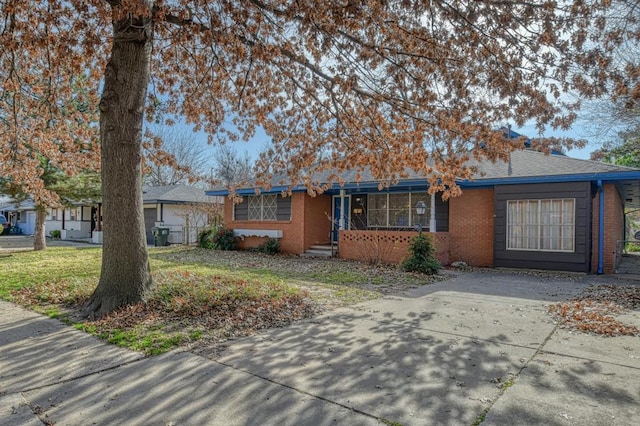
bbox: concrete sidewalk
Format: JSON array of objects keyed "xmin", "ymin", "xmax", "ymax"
[
  {"xmin": 0, "ymin": 235, "xmax": 97, "ymax": 253},
  {"xmin": 1, "ymin": 272, "xmax": 638, "ymax": 425}
]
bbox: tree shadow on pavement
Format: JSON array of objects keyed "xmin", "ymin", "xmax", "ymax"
[{"xmin": 3, "ymin": 272, "xmax": 639, "ymax": 425}]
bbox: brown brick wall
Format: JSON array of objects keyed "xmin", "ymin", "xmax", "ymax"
[
  {"xmin": 448, "ymin": 188, "xmax": 494, "ymax": 267},
  {"xmin": 303, "ymin": 194, "xmax": 333, "ymax": 247},
  {"xmin": 225, "ymin": 192, "xmax": 332, "ymax": 254},
  {"xmin": 591, "ymin": 184, "xmax": 624, "ymax": 273},
  {"xmin": 225, "ymin": 192, "xmax": 305, "ymax": 254},
  {"xmin": 339, "ymin": 230, "xmax": 450, "ymax": 265}
]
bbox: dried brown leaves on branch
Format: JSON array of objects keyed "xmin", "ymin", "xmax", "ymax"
[
  {"xmin": 2, "ymin": 1, "xmax": 639, "ymax": 200},
  {"xmin": 548, "ymin": 284, "xmax": 640, "ymax": 337},
  {"xmin": 3, "ymin": 0, "xmax": 639, "ymax": 316},
  {"xmin": 0, "ymin": 1, "xmax": 106, "ymax": 205}
]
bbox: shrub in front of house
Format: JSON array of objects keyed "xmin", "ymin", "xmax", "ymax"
[
  {"xmin": 402, "ymin": 233, "xmax": 440, "ymax": 275},
  {"xmin": 198, "ymin": 227, "xmax": 236, "ymax": 250},
  {"xmin": 258, "ymin": 238, "xmax": 280, "ymax": 255},
  {"xmin": 50, "ymin": 230, "xmax": 61, "ymax": 239},
  {"xmin": 197, "ymin": 228, "xmax": 215, "ymax": 249}
]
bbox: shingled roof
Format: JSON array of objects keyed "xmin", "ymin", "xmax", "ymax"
[
  {"xmin": 142, "ymin": 185, "xmax": 215, "ymax": 204},
  {"xmin": 469, "ymin": 150, "xmax": 635, "ymax": 181},
  {"xmin": 207, "ymin": 149, "xmax": 640, "ymax": 206}
]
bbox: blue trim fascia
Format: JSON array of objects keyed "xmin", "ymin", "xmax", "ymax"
[
  {"xmin": 324, "ymin": 179, "xmax": 431, "ymax": 195},
  {"xmin": 206, "ymin": 179, "xmax": 433, "ymax": 196},
  {"xmin": 206, "ymin": 190, "xmax": 230, "ymax": 196},
  {"xmin": 206, "ymin": 186, "xmax": 309, "ymax": 196},
  {"xmin": 207, "ymin": 171, "xmax": 640, "ymax": 196},
  {"xmin": 457, "ymin": 171, "xmax": 640, "ymax": 187}
]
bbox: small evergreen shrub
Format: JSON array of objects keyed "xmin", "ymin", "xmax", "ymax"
[
  {"xmin": 50, "ymin": 229, "xmax": 61, "ymax": 239},
  {"xmin": 258, "ymin": 238, "xmax": 280, "ymax": 255},
  {"xmin": 402, "ymin": 233, "xmax": 440, "ymax": 275},
  {"xmin": 198, "ymin": 227, "xmax": 236, "ymax": 250},
  {"xmin": 213, "ymin": 227, "xmax": 236, "ymax": 250},
  {"xmin": 197, "ymin": 228, "xmax": 215, "ymax": 249}
]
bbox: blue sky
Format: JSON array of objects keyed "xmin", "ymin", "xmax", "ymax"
[
  {"xmin": 218, "ymin": 123, "xmax": 603, "ymax": 161},
  {"xmin": 518, "ymin": 121, "xmax": 602, "ymax": 160},
  {"xmin": 181, "ymin": 118, "xmax": 604, "ymax": 170}
]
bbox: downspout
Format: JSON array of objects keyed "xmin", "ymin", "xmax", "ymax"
[
  {"xmin": 598, "ymin": 180, "xmax": 604, "ymax": 274},
  {"xmin": 339, "ymin": 190, "xmax": 345, "ymax": 231}
]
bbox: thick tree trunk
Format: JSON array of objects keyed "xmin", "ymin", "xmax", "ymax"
[
  {"xmin": 84, "ymin": 2, "xmax": 154, "ymax": 318},
  {"xmin": 33, "ymin": 205, "xmax": 47, "ymax": 251}
]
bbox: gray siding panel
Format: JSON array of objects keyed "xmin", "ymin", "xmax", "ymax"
[{"xmin": 494, "ymin": 182, "xmax": 592, "ymax": 273}]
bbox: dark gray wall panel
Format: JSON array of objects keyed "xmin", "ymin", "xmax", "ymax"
[{"xmin": 494, "ymin": 182, "xmax": 592, "ymax": 273}]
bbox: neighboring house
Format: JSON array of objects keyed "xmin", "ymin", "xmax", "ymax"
[
  {"xmin": 0, "ymin": 199, "xmax": 37, "ymax": 235},
  {"xmin": 207, "ymin": 149, "xmax": 640, "ymax": 274},
  {"xmin": 142, "ymin": 185, "xmax": 222, "ymax": 245},
  {"xmin": 43, "ymin": 185, "xmax": 220, "ymax": 245},
  {"xmin": 0, "ymin": 199, "xmax": 99, "ymax": 238},
  {"xmin": 46, "ymin": 202, "xmax": 99, "ymax": 240}
]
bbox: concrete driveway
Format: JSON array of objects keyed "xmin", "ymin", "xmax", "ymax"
[
  {"xmin": 1, "ymin": 270, "xmax": 638, "ymax": 425},
  {"xmin": 212, "ymin": 272, "xmax": 640, "ymax": 425}
]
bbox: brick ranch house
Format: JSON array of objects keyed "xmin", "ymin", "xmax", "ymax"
[{"xmin": 207, "ymin": 150, "xmax": 640, "ymax": 274}]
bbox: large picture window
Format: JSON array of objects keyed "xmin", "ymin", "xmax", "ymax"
[
  {"xmin": 248, "ymin": 194, "xmax": 277, "ymax": 221},
  {"xmin": 234, "ymin": 194, "xmax": 291, "ymax": 221},
  {"xmin": 367, "ymin": 193, "xmax": 429, "ymax": 229},
  {"xmin": 507, "ymin": 199, "xmax": 575, "ymax": 252}
]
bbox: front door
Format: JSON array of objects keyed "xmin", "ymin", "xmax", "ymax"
[{"xmin": 332, "ymin": 195, "xmax": 350, "ymax": 242}]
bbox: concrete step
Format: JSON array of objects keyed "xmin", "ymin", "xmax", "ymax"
[
  {"xmin": 301, "ymin": 245, "xmax": 337, "ymax": 258},
  {"xmin": 301, "ymin": 251, "xmax": 332, "ymax": 258},
  {"xmin": 308, "ymin": 244, "xmax": 335, "ymax": 251}
]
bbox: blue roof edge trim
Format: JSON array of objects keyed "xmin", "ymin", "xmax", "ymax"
[
  {"xmin": 457, "ymin": 170, "xmax": 640, "ymax": 187},
  {"xmin": 207, "ymin": 170, "xmax": 640, "ymax": 196},
  {"xmin": 206, "ymin": 186, "xmax": 310, "ymax": 196}
]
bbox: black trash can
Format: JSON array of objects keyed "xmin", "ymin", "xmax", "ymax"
[{"xmin": 152, "ymin": 227, "xmax": 170, "ymax": 246}]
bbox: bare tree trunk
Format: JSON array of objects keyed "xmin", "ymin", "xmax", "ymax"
[
  {"xmin": 33, "ymin": 205, "xmax": 47, "ymax": 251},
  {"xmin": 84, "ymin": 2, "xmax": 154, "ymax": 318}
]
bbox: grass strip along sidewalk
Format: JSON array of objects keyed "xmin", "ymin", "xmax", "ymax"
[{"xmin": 0, "ymin": 246, "xmax": 432, "ymax": 355}]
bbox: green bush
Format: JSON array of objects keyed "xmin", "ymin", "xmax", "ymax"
[
  {"xmin": 402, "ymin": 233, "xmax": 440, "ymax": 275},
  {"xmin": 198, "ymin": 227, "xmax": 236, "ymax": 250},
  {"xmin": 50, "ymin": 229, "xmax": 61, "ymax": 239},
  {"xmin": 626, "ymin": 242, "xmax": 640, "ymax": 253},
  {"xmin": 198, "ymin": 228, "xmax": 215, "ymax": 249},
  {"xmin": 258, "ymin": 238, "xmax": 280, "ymax": 255}
]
